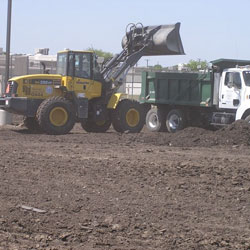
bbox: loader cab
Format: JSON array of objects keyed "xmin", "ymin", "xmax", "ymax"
[
  {"xmin": 57, "ymin": 51, "xmax": 93, "ymax": 79},
  {"xmin": 57, "ymin": 50, "xmax": 103, "ymax": 99}
]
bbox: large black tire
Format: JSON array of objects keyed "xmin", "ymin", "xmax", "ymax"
[
  {"xmin": 81, "ymin": 119, "xmax": 111, "ymax": 133},
  {"xmin": 166, "ymin": 109, "xmax": 186, "ymax": 133},
  {"xmin": 23, "ymin": 116, "xmax": 41, "ymax": 132},
  {"xmin": 145, "ymin": 108, "xmax": 166, "ymax": 132},
  {"xmin": 36, "ymin": 96, "xmax": 75, "ymax": 135},
  {"xmin": 245, "ymin": 115, "xmax": 250, "ymax": 123},
  {"xmin": 111, "ymin": 99, "xmax": 144, "ymax": 133}
]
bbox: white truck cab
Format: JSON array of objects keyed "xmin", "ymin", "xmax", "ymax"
[
  {"xmin": 219, "ymin": 67, "xmax": 250, "ymax": 121},
  {"xmin": 210, "ymin": 59, "xmax": 250, "ymax": 125}
]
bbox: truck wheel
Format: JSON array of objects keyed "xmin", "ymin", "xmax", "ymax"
[
  {"xmin": 141, "ymin": 103, "xmax": 151, "ymax": 123},
  {"xmin": 146, "ymin": 108, "xmax": 166, "ymax": 132},
  {"xmin": 166, "ymin": 109, "xmax": 186, "ymax": 133},
  {"xmin": 36, "ymin": 96, "xmax": 75, "ymax": 135},
  {"xmin": 111, "ymin": 99, "xmax": 144, "ymax": 133},
  {"xmin": 245, "ymin": 115, "xmax": 250, "ymax": 123},
  {"xmin": 23, "ymin": 116, "xmax": 41, "ymax": 132},
  {"xmin": 81, "ymin": 119, "xmax": 111, "ymax": 132}
]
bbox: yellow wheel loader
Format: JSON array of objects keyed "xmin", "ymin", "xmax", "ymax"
[{"xmin": 0, "ymin": 23, "xmax": 184, "ymax": 134}]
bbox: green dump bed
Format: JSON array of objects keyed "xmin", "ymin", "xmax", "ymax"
[{"xmin": 139, "ymin": 71, "xmax": 213, "ymax": 107}]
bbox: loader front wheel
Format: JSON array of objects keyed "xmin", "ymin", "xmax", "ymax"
[
  {"xmin": 111, "ymin": 99, "xmax": 144, "ymax": 133},
  {"xmin": 81, "ymin": 119, "xmax": 111, "ymax": 133},
  {"xmin": 36, "ymin": 96, "xmax": 75, "ymax": 135}
]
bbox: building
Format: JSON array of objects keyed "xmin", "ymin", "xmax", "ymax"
[
  {"xmin": 124, "ymin": 67, "xmax": 147, "ymax": 97},
  {"xmin": 0, "ymin": 48, "xmax": 57, "ymax": 94}
]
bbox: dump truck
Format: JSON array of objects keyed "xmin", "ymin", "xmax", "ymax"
[
  {"xmin": 141, "ymin": 58, "xmax": 250, "ymax": 132},
  {"xmin": 0, "ymin": 23, "xmax": 184, "ymax": 134}
]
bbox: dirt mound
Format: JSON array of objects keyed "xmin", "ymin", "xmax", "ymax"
[
  {"xmin": 10, "ymin": 115, "xmax": 250, "ymax": 147},
  {"xmin": 215, "ymin": 119, "xmax": 250, "ymax": 145},
  {"xmin": 133, "ymin": 120, "xmax": 250, "ymax": 147}
]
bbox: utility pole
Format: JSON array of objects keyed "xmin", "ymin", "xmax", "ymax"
[
  {"xmin": 5, "ymin": 0, "xmax": 12, "ymax": 90},
  {"xmin": 0, "ymin": 0, "xmax": 13, "ymax": 126}
]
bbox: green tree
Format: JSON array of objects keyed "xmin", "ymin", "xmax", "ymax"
[
  {"xmin": 185, "ymin": 59, "xmax": 208, "ymax": 71},
  {"xmin": 153, "ymin": 64, "xmax": 163, "ymax": 71},
  {"xmin": 87, "ymin": 48, "xmax": 113, "ymax": 61}
]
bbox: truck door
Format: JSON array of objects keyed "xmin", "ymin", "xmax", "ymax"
[{"xmin": 219, "ymin": 71, "xmax": 242, "ymax": 109}]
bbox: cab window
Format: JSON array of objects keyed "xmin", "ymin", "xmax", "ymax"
[
  {"xmin": 68, "ymin": 54, "xmax": 74, "ymax": 77},
  {"xmin": 225, "ymin": 72, "xmax": 241, "ymax": 89},
  {"xmin": 74, "ymin": 53, "xmax": 91, "ymax": 79},
  {"xmin": 93, "ymin": 55, "xmax": 100, "ymax": 76},
  {"xmin": 57, "ymin": 53, "xmax": 67, "ymax": 76},
  {"xmin": 243, "ymin": 71, "xmax": 250, "ymax": 86}
]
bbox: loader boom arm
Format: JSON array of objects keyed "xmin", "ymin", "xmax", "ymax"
[{"xmin": 101, "ymin": 22, "xmax": 184, "ymax": 90}]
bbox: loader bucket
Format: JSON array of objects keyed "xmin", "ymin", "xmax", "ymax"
[{"xmin": 122, "ymin": 22, "xmax": 185, "ymax": 56}]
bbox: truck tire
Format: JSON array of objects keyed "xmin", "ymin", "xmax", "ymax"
[
  {"xmin": 146, "ymin": 108, "xmax": 166, "ymax": 132},
  {"xmin": 245, "ymin": 115, "xmax": 250, "ymax": 123},
  {"xmin": 81, "ymin": 119, "xmax": 111, "ymax": 133},
  {"xmin": 141, "ymin": 103, "xmax": 151, "ymax": 124},
  {"xmin": 111, "ymin": 99, "xmax": 144, "ymax": 133},
  {"xmin": 36, "ymin": 96, "xmax": 75, "ymax": 135},
  {"xmin": 166, "ymin": 109, "xmax": 186, "ymax": 133},
  {"xmin": 23, "ymin": 116, "xmax": 41, "ymax": 132}
]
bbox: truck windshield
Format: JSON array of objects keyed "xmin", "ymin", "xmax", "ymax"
[
  {"xmin": 243, "ymin": 71, "xmax": 250, "ymax": 86},
  {"xmin": 57, "ymin": 53, "xmax": 67, "ymax": 76}
]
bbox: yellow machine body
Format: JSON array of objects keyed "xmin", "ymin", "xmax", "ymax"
[
  {"xmin": 107, "ymin": 93, "xmax": 124, "ymax": 109},
  {"xmin": 9, "ymin": 74, "xmax": 63, "ymax": 99},
  {"xmin": 61, "ymin": 76, "xmax": 102, "ymax": 100},
  {"xmin": 8, "ymin": 50, "xmax": 103, "ymax": 102}
]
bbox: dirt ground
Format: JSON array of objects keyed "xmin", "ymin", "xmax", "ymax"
[{"xmin": 1, "ymin": 117, "xmax": 250, "ymax": 250}]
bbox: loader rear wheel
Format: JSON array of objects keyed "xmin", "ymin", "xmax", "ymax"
[
  {"xmin": 146, "ymin": 108, "xmax": 166, "ymax": 132},
  {"xmin": 23, "ymin": 116, "xmax": 41, "ymax": 132},
  {"xmin": 111, "ymin": 99, "xmax": 144, "ymax": 133},
  {"xmin": 81, "ymin": 119, "xmax": 111, "ymax": 133},
  {"xmin": 166, "ymin": 109, "xmax": 186, "ymax": 133},
  {"xmin": 36, "ymin": 96, "xmax": 75, "ymax": 135}
]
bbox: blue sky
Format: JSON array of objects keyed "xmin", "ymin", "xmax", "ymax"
[{"xmin": 0, "ymin": 0, "xmax": 250, "ymax": 67}]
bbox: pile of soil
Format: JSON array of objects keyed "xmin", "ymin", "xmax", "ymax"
[{"xmin": 132, "ymin": 120, "xmax": 250, "ymax": 147}]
